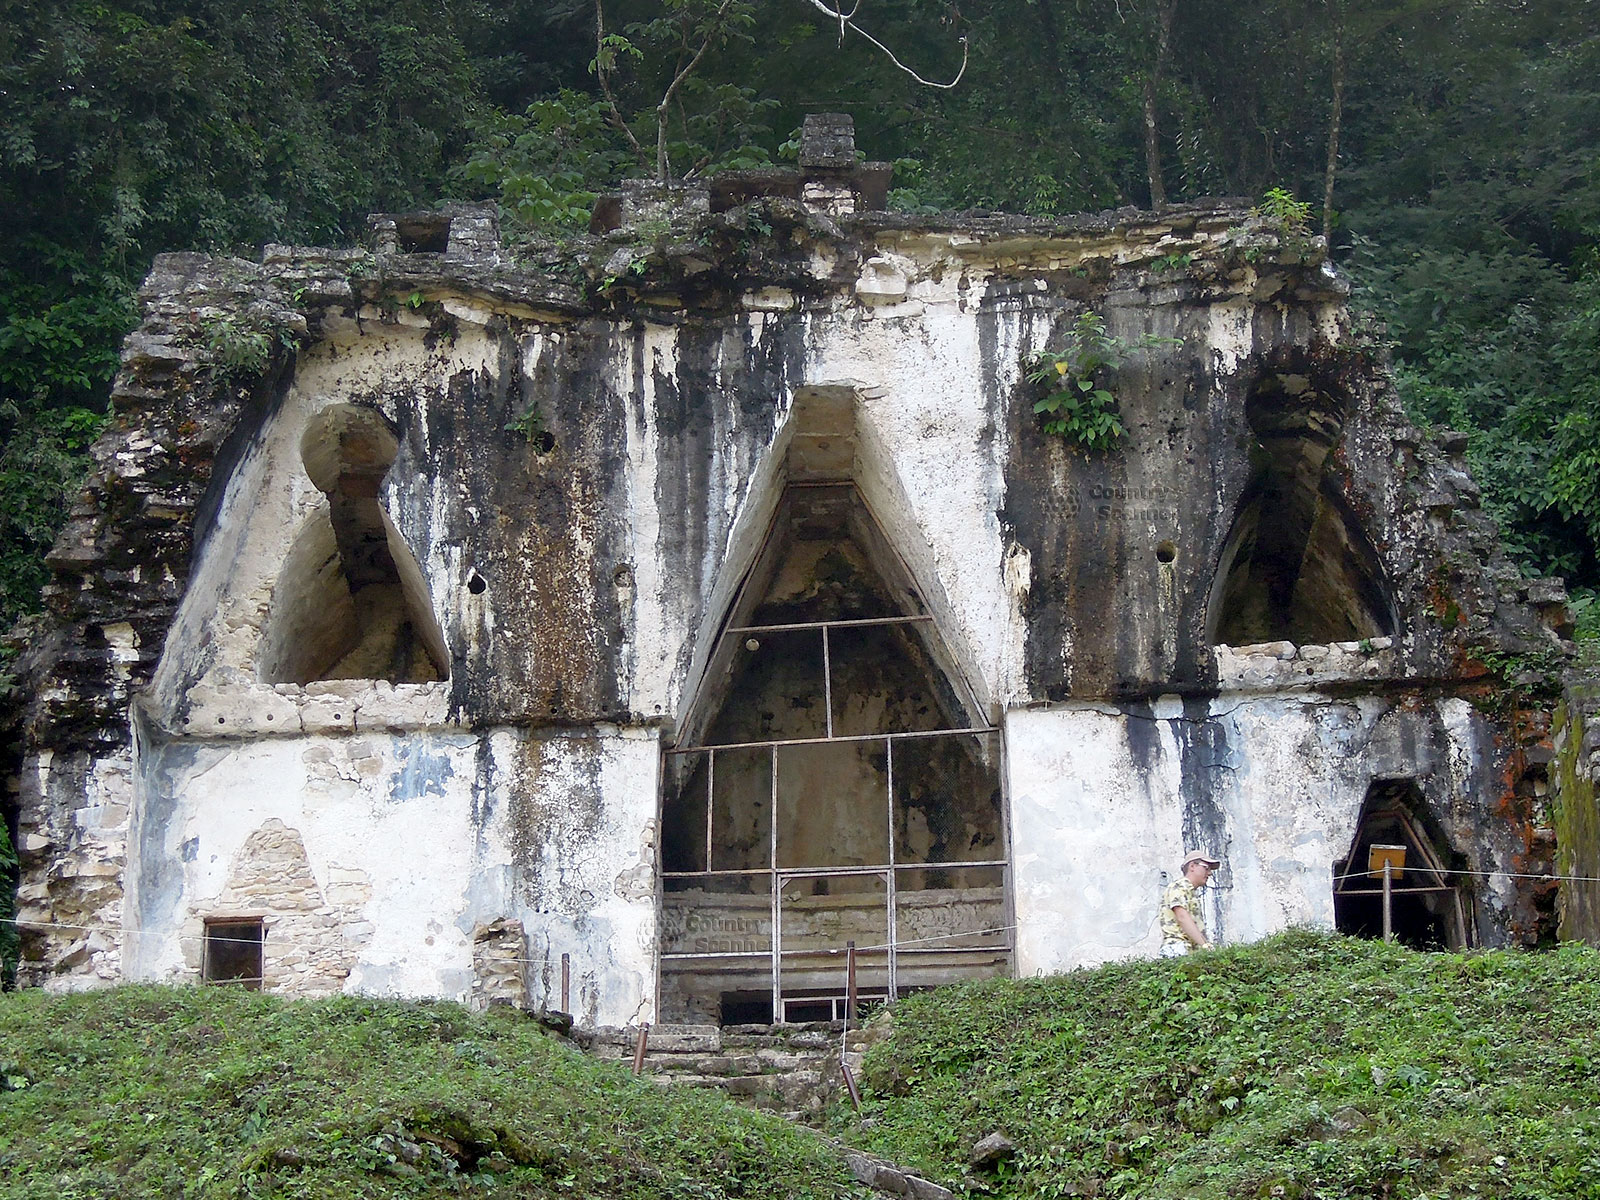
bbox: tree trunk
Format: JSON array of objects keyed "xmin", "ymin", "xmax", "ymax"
[
  {"xmin": 657, "ymin": 103, "xmax": 671, "ymax": 183},
  {"xmin": 1322, "ymin": 8, "xmax": 1346, "ymax": 240},
  {"xmin": 1143, "ymin": 0, "xmax": 1177, "ymax": 209},
  {"xmin": 1143, "ymin": 79, "xmax": 1166, "ymax": 209}
]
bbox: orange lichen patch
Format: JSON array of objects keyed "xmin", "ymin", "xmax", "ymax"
[{"xmin": 1426, "ymin": 567, "xmax": 1467, "ymax": 629}]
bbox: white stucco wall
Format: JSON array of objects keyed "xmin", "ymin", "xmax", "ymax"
[
  {"xmin": 123, "ymin": 714, "xmax": 660, "ymax": 1025},
  {"xmin": 1007, "ymin": 692, "xmax": 1494, "ymax": 975},
  {"xmin": 75, "ymin": 219, "xmax": 1505, "ymax": 1014}
]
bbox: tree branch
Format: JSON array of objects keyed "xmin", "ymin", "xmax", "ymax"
[
  {"xmin": 1322, "ymin": 1, "xmax": 1345, "ymax": 240},
  {"xmin": 656, "ymin": 0, "xmax": 737, "ymax": 181}
]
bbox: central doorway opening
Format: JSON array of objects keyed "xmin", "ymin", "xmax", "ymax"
[{"xmin": 659, "ymin": 482, "xmax": 1008, "ymax": 1024}]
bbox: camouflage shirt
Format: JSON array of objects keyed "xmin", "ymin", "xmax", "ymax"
[{"xmin": 1159, "ymin": 877, "xmax": 1205, "ymax": 948}]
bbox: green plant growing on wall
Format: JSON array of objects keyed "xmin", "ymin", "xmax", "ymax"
[
  {"xmin": 201, "ymin": 313, "xmax": 294, "ymax": 379},
  {"xmin": 505, "ymin": 401, "xmax": 542, "ymax": 436},
  {"xmin": 0, "ymin": 805, "xmax": 16, "ymax": 988},
  {"xmin": 1570, "ymin": 589, "xmax": 1599, "ymax": 641},
  {"xmin": 1027, "ymin": 312, "xmax": 1177, "ymax": 451},
  {"xmin": 505, "ymin": 400, "xmax": 555, "ymax": 454},
  {"xmin": 1255, "ymin": 187, "xmax": 1314, "ymax": 237}
]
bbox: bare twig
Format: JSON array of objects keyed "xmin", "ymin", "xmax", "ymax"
[{"xmin": 798, "ymin": 0, "xmax": 969, "ymax": 89}]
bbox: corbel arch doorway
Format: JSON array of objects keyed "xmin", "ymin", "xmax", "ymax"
[
  {"xmin": 1333, "ymin": 779, "xmax": 1469, "ymax": 950},
  {"xmin": 658, "ymin": 481, "xmax": 1009, "ymax": 1025}
]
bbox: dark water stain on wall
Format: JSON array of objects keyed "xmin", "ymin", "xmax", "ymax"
[
  {"xmin": 1123, "ymin": 699, "xmax": 1164, "ymax": 794},
  {"xmin": 470, "ymin": 734, "xmax": 496, "ymax": 834},
  {"xmin": 506, "ymin": 733, "xmax": 605, "ymax": 914},
  {"xmin": 651, "ymin": 314, "xmax": 804, "ymax": 691},
  {"xmin": 1171, "ymin": 695, "xmax": 1234, "ymax": 938},
  {"xmin": 413, "ymin": 323, "xmax": 631, "ymax": 727}
]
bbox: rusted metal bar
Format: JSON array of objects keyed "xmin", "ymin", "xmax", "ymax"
[
  {"xmin": 705, "ymin": 748, "xmax": 715, "ymax": 873},
  {"xmin": 560, "ymin": 953, "xmax": 570, "ymax": 1012},
  {"xmin": 1382, "ymin": 861, "xmax": 1393, "ymax": 942},
  {"xmin": 661, "ymin": 941, "xmax": 1011, "ymax": 963},
  {"xmin": 660, "ymin": 858, "xmax": 1008, "ymax": 879},
  {"xmin": 632, "ymin": 1024, "xmax": 650, "ymax": 1075},
  {"xmin": 665, "ymin": 725, "xmax": 997, "ymax": 756},
  {"xmin": 822, "ymin": 625, "xmax": 834, "ymax": 739},
  {"xmin": 770, "ymin": 743, "xmax": 782, "ymax": 1023},
  {"xmin": 1334, "ymin": 884, "xmax": 1458, "ymax": 896},
  {"xmin": 886, "ymin": 740, "xmax": 898, "ymax": 1001},
  {"xmin": 660, "ymin": 950, "xmax": 774, "ymax": 961},
  {"xmin": 725, "ymin": 614, "xmax": 933, "ymax": 635},
  {"xmin": 846, "ymin": 940, "xmax": 857, "ymax": 1029}
]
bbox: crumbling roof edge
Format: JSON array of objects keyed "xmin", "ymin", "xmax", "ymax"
[{"xmin": 845, "ymin": 197, "xmax": 1255, "ymax": 240}]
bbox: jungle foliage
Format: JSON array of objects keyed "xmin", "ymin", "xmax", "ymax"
[{"xmin": 1, "ymin": 0, "xmax": 1597, "ymax": 633}]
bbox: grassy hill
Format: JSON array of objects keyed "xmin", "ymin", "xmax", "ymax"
[
  {"xmin": 0, "ymin": 986, "xmax": 858, "ymax": 1199},
  {"xmin": 836, "ymin": 930, "xmax": 1600, "ymax": 1199},
  {"xmin": 4, "ymin": 933, "xmax": 1599, "ymax": 1199}
]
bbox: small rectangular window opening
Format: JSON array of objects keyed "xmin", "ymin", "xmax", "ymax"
[{"xmin": 203, "ymin": 918, "xmax": 264, "ymax": 989}]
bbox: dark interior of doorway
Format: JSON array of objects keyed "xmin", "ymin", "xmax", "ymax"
[{"xmin": 659, "ymin": 482, "xmax": 1007, "ymax": 1025}]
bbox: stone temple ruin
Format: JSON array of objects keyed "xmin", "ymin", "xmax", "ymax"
[{"xmin": 6, "ymin": 115, "xmax": 1599, "ymax": 1027}]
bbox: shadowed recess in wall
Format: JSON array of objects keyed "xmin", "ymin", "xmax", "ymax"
[
  {"xmin": 1209, "ymin": 372, "xmax": 1397, "ymax": 646},
  {"xmin": 258, "ymin": 404, "xmax": 448, "ymax": 685}
]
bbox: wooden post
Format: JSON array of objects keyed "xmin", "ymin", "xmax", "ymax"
[
  {"xmin": 632, "ymin": 1023, "xmax": 650, "ymax": 1076},
  {"xmin": 560, "ymin": 952, "xmax": 570, "ymax": 1013},
  {"xmin": 845, "ymin": 940, "xmax": 857, "ymax": 1030},
  {"xmin": 840, "ymin": 1060, "xmax": 862, "ymax": 1111},
  {"xmin": 1382, "ymin": 860, "xmax": 1393, "ymax": 942}
]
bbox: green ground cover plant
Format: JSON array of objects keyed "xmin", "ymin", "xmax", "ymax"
[
  {"xmin": 838, "ymin": 930, "xmax": 1600, "ymax": 1199},
  {"xmin": 0, "ymin": 986, "xmax": 859, "ymax": 1199}
]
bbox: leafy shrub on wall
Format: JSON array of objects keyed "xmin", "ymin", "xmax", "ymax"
[{"xmin": 1026, "ymin": 312, "xmax": 1177, "ymax": 451}]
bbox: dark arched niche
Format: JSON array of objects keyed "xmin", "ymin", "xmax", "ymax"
[
  {"xmin": 662, "ymin": 482, "xmax": 999, "ymax": 882},
  {"xmin": 1208, "ymin": 372, "xmax": 1397, "ymax": 646},
  {"xmin": 259, "ymin": 404, "xmax": 448, "ymax": 685}
]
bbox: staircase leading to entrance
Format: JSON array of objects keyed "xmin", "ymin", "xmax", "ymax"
[
  {"xmin": 571, "ymin": 1018, "xmax": 958, "ymax": 1198},
  {"xmin": 574, "ymin": 1021, "xmax": 870, "ymax": 1123}
]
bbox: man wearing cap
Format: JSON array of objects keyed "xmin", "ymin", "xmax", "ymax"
[{"xmin": 1159, "ymin": 849, "xmax": 1221, "ymax": 956}]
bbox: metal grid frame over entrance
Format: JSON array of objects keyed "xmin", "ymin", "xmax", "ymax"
[{"xmin": 661, "ymin": 609, "xmax": 1009, "ymax": 1024}]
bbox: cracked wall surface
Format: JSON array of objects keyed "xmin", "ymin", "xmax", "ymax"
[{"xmin": 2, "ymin": 131, "xmax": 1579, "ymax": 1017}]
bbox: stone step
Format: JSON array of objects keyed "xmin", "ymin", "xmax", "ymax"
[
  {"xmin": 582, "ymin": 1024, "xmax": 722, "ymax": 1053},
  {"xmin": 648, "ymin": 1052, "xmax": 814, "ymax": 1075},
  {"xmin": 571, "ymin": 1019, "xmax": 953, "ymax": 1194},
  {"xmin": 574, "ymin": 1020, "xmax": 855, "ymax": 1124}
]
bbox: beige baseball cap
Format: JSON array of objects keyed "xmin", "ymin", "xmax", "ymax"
[{"xmin": 1182, "ymin": 849, "xmax": 1221, "ymax": 869}]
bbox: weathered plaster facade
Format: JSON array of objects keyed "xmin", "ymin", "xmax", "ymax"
[{"xmin": 4, "ymin": 118, "xmax": 1578, "ymax": 1021}]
